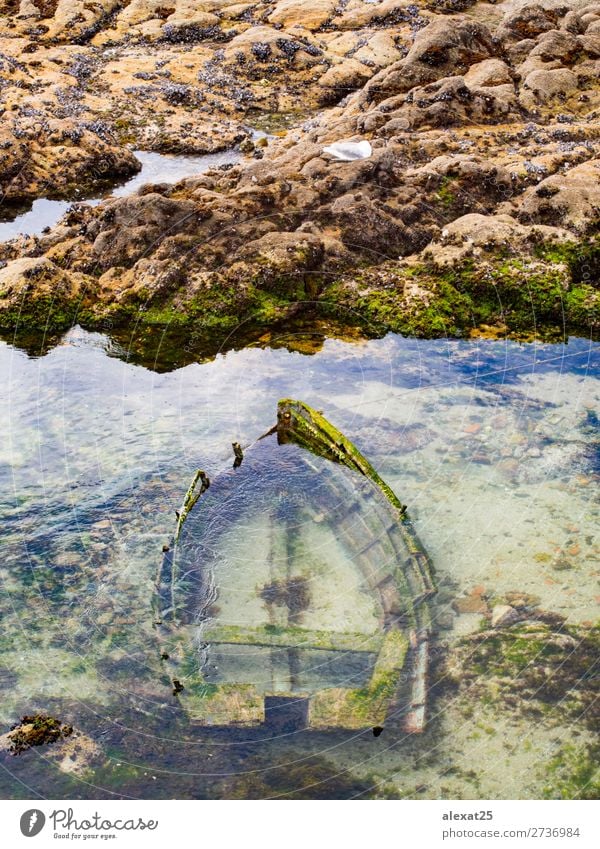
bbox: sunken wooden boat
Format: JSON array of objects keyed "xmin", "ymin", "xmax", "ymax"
[{"xmin": 155, "ymin": 399, "xmax": 436, "ymax": 733}]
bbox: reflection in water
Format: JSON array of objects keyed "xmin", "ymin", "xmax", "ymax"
[
  {"xmin": 0, "ymin": 328, "xmax": 598, "ymax": 798},
  {"xmin": 0, "ymin": 196, "xmax": 102, "ymax": 241},
  {"xmin": 1, "ymin": 317, "xmax": 370, "ymax": 373}
]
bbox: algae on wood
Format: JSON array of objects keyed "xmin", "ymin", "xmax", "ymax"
[{"xmin": 155, "ymin": 399, "xmax": 436, "ymax": 732}]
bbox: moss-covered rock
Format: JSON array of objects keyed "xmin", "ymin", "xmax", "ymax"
[
  {"xmin": 319, "ymin": 247, "xmax": 599, "ymax": 340},
  {"xmin": 1, "ymin": 714, "xmax": 73, "ymax": 755},
  {"xmin": 0, "ymin": 257, "xmax": 97, "ymax": 331},
  {"xmin": 321, "ymin": 265, "xmax": 474, "ymax": 337},
  {"xmin": 543, "ymin": 743, "xmax": 600, "ymax": 800},
  {"xmin": 449, "ymin": 617, "xmax": 600, "ymax": 732}
]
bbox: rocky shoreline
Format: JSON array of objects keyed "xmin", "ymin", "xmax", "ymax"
[{"xmin": 1, "ymin": 0, "xmax": 599, "ymax": 343}]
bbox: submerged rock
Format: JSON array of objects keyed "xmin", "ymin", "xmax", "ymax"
[
  {"xmin": 445, "ymin": 592, "xmax": 600, "ymax": 733},
  {"xmin": 0, "ymin": 714, "xmax": 106, "ymax": 776},
  {"xmin": 0, "ymin": 714, "xmax": 73, "ymax": 755},
  {"xmin": 491, "ymin": 604, "xmax": 520, "ymax": 628}
]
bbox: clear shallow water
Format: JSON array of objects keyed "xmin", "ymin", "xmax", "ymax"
[
  {"xmin": 0, "ymin": 148, "xmax": 242, "ymax": 242},
  {"xmin": 0, "ymin": 328, "xmax": 598, "ymax": 799}
]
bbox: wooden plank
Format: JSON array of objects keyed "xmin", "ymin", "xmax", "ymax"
[
  {"xmin": 202, "ymin": 624, "xmax": 383, "ymax": 653},
  {"xmin": 309, "ymin": 630, "xmax": 410, "ymax": 728}
]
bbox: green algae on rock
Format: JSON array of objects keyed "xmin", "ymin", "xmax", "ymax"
[
  {"xmin": 445, "ymin": 606, "xmax": 600, "ymax": 736},
  {"xmin": 1, "ymin": 714, "xmax": 73, "ymax": 756},
  {"xmin": 1, "ymin": 2, "xmax": 600, "ymax": 344},
  {"xmin": 155, "ymin": 399, "xmax": 436, "ymax": 733}
]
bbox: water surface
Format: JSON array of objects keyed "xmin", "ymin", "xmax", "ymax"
[{"xmin": 0, "ymin": 328, "xmax": 598, "ymax": 799}]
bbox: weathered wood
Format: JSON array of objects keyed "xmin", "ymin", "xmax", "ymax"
[
  {"xmin": 174, "ymin": 469, "xmax": 210, "ymax": 543},
  {"xmin": 402, "ymin": 626, "xmax": 431, "ymax": 734},
  {"xmin": 202, "ymin": 624, "xmax": 383, "ymax": 653},
  {"xmin": 155, "ymin": 399, "xmax": 437, "ymax": 732}
]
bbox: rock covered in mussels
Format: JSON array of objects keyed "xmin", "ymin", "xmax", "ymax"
[{"xmin": 1, "ymin": 1, "xmax": 598, "ymax": 339}]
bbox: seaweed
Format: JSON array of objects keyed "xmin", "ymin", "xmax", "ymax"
[{"xmin": 6, "ymin": 714, "xmax": 73, "ymax": 755}]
